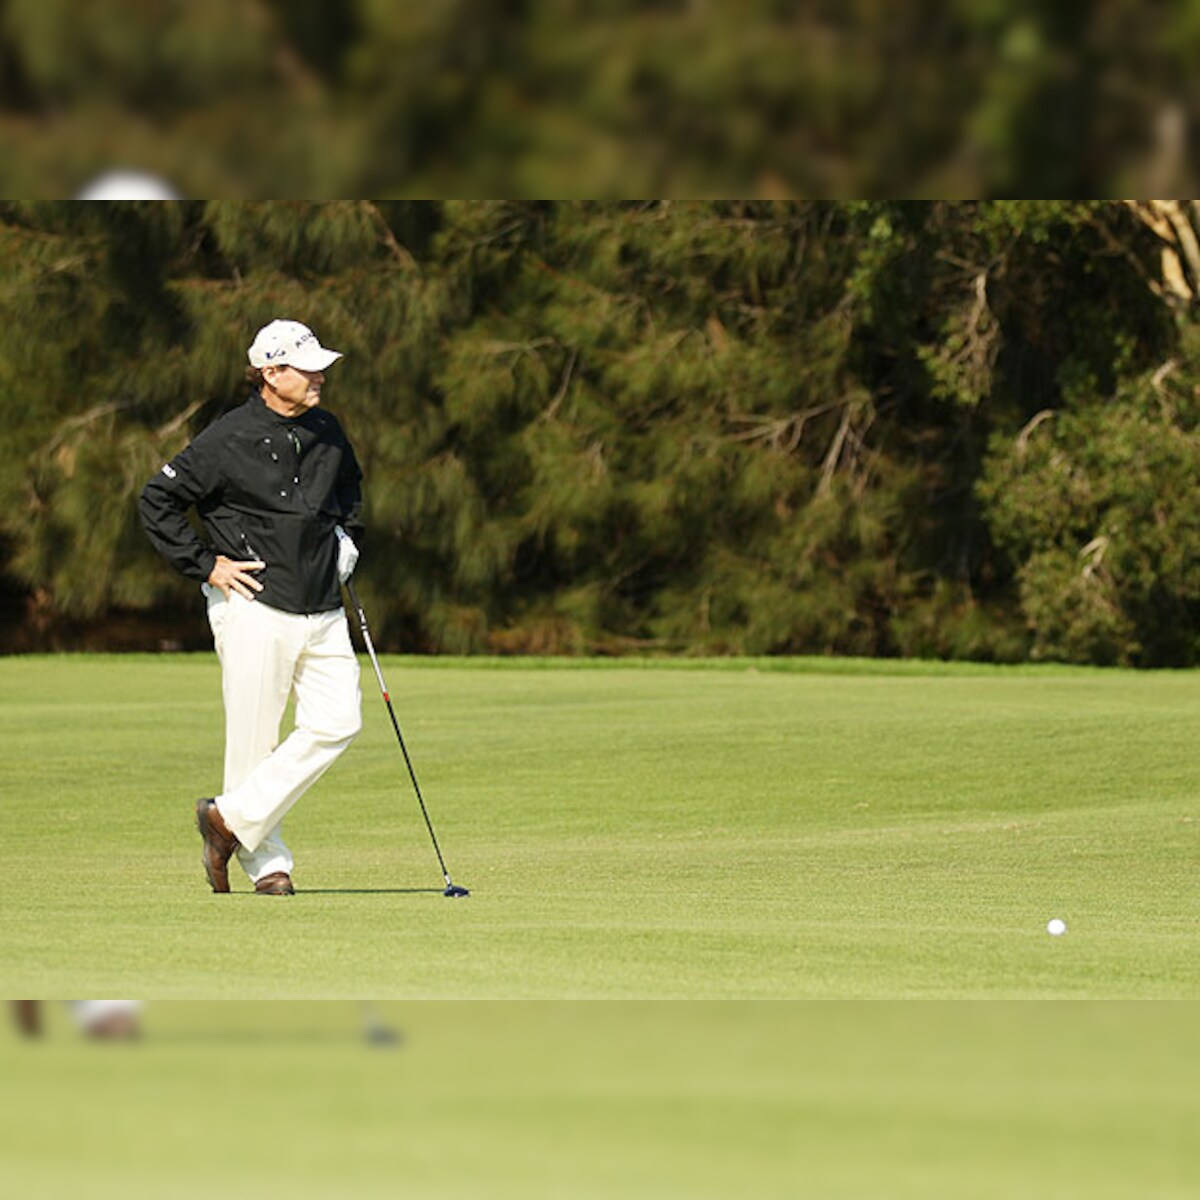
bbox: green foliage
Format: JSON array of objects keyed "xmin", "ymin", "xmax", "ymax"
[
  {"xmin": 2, "ymin": 0, "xmax": 277, "ymax": 105},
  {"xmin": 0, "ymin": 198, "xmax": 1196, "ymax": 663},
  {"xmin": 979, "ymin": 358, "xmax": 1200, "ymax": 665}
]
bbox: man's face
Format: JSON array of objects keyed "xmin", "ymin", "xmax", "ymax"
[{"xmin": 265, "ymin": 363, "xmax": 325, "ymax": 410}]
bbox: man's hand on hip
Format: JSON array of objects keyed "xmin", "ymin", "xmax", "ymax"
[{"xmin": 208, "ymin": 555, "xmax": 265, "ymax": 599}]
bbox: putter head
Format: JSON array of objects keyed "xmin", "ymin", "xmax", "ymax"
[{"xmin": 443, "ymin": 883, "xmax": 470, "ymax": 898}]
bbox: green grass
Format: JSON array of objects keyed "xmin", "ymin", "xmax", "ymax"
[
  {"xmin": 1, "ymin": 654, "xmax": 1198, "ymax": 997},
  {"xmin": 2, "ymin": 1001, "xmax": 1198, "ymax": 1199}
]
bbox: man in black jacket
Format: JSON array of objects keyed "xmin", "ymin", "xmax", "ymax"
[{"xmin": 140, "ymin": 319, "xmax": 364, "ymax": 895}]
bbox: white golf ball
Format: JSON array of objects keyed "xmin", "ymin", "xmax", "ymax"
[{"xmin": 1046, "ymin": 918, "xmax": 1067, "ymax": 937}]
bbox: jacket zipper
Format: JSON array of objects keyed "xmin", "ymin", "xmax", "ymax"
[{"xmin": 287, "ymin": 428, "xmax": 302, "ymax": 488}]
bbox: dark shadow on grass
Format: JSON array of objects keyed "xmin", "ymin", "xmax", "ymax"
[
  {"xmin": 149, "ymin": 1030, "xmax": 403, "ymax": 1046},
  {"xmin": 294, "ymin": 887, "xmax": 444, "ymax": 895},
  {"xmin": 219, "ymin": 886, "xmax": 445, "ymax": 896}
]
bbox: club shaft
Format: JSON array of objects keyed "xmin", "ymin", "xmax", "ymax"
[{"xmin": 346, "ymin": 581, "xmax": 454, "ymax": 886}]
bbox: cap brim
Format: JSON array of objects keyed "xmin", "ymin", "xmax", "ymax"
[{"xmin": 289, "ymin": 347, "xmax": 343, "ymax": 371}]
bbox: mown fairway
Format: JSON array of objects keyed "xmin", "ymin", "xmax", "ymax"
[
  {"xmin": 1, "ymin": 1001, "xmax": 1197, "ymax": 1199},
  {"xmin": 1, "ymin": 654, "xmax": 1197, "ymax": 998}
]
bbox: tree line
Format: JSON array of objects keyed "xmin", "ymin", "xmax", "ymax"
[{"xmin": 2, "ymin": 199, "xmax": 1199, "ymax": 664}]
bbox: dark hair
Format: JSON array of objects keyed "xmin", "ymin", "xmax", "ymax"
[{"xmin": 245, "ymin": 366, "xmax": 265, "ymax": 389}]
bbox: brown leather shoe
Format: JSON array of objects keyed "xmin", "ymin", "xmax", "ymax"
[
  {"xmin": 255, "ymin": 871, "xmax": 295, "ymax": 895},
  {"xmin": 11, "ymin": 1000, "xmax": 42, "ymax": 1038},
  {"xmin": 195, "ymin": 797, "xmax": 239, "ymax": 893}
]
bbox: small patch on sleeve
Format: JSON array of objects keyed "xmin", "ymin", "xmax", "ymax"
[{"xmin": 161, "ymin": 463, "xmax": 177, "ymax": 479}]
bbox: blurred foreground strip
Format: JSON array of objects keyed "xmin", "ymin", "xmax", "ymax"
[
  {"xmin": 0, "ymin": 2, "xmax": 1197, "ymax": 195},
  {"xmin": 1, "ymin": 1001, "xmax": 1198, "ymax": 1198}
]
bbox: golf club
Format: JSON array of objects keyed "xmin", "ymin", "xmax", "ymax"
[{"xmin": 345, "ymin": 579, "xmax": 470, "ymax": 898}]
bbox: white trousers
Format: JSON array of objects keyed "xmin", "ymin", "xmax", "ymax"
[
  {"xmin": 70, "ymin": 1000, "xmax": 143, "ymax": 1030},
  {"xmin": 204, "ymin": 586, "xmax": 361, "ymax": 882}
]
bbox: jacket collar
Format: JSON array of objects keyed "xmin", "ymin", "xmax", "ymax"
[{"xmin": 243, "ymin": 393, "xmax": 334, "ymax": 438}]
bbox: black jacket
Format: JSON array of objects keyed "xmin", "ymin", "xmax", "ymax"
[{"xmin": 139, "ymin": 394, "xmax": 364, "ymax": 615}]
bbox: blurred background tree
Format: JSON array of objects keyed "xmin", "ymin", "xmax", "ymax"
[
  {"xmin": 2, "ymin": 1, "xmax": 1200, "ymax": 196},
  {"xmin": 3, "ymin": 199, "xmax": 1200, "ymax": 664}
]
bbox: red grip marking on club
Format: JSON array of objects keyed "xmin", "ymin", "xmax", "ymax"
[{"xmin": 383, "ymin": 691, "xmax": 390, "ymax": 702}]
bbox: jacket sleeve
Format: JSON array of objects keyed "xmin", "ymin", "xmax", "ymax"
[
  {"xmin": 138, "ymin": 435, "xmax": 222, "ymax": 583},
  {"xmin": 336, "ymin": 433, "xmax": 365, "ymax": 550}
]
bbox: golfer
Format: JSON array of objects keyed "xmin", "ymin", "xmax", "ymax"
[
  {"xmin": 11, "ymin": 1001, "xmax": 143, "ymax": 1040},
  {"xmin": 139, "ymin": 319, "xmax": 364, "ymax": 896}
]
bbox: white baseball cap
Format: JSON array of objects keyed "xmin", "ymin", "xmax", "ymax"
[
  {"xmin": 247, "ymin": 319, "xmax": 344, "ymax": 371},
  {"xmin": 76, "ymin": 169, "xmax": 181, "ymax": 200}
]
